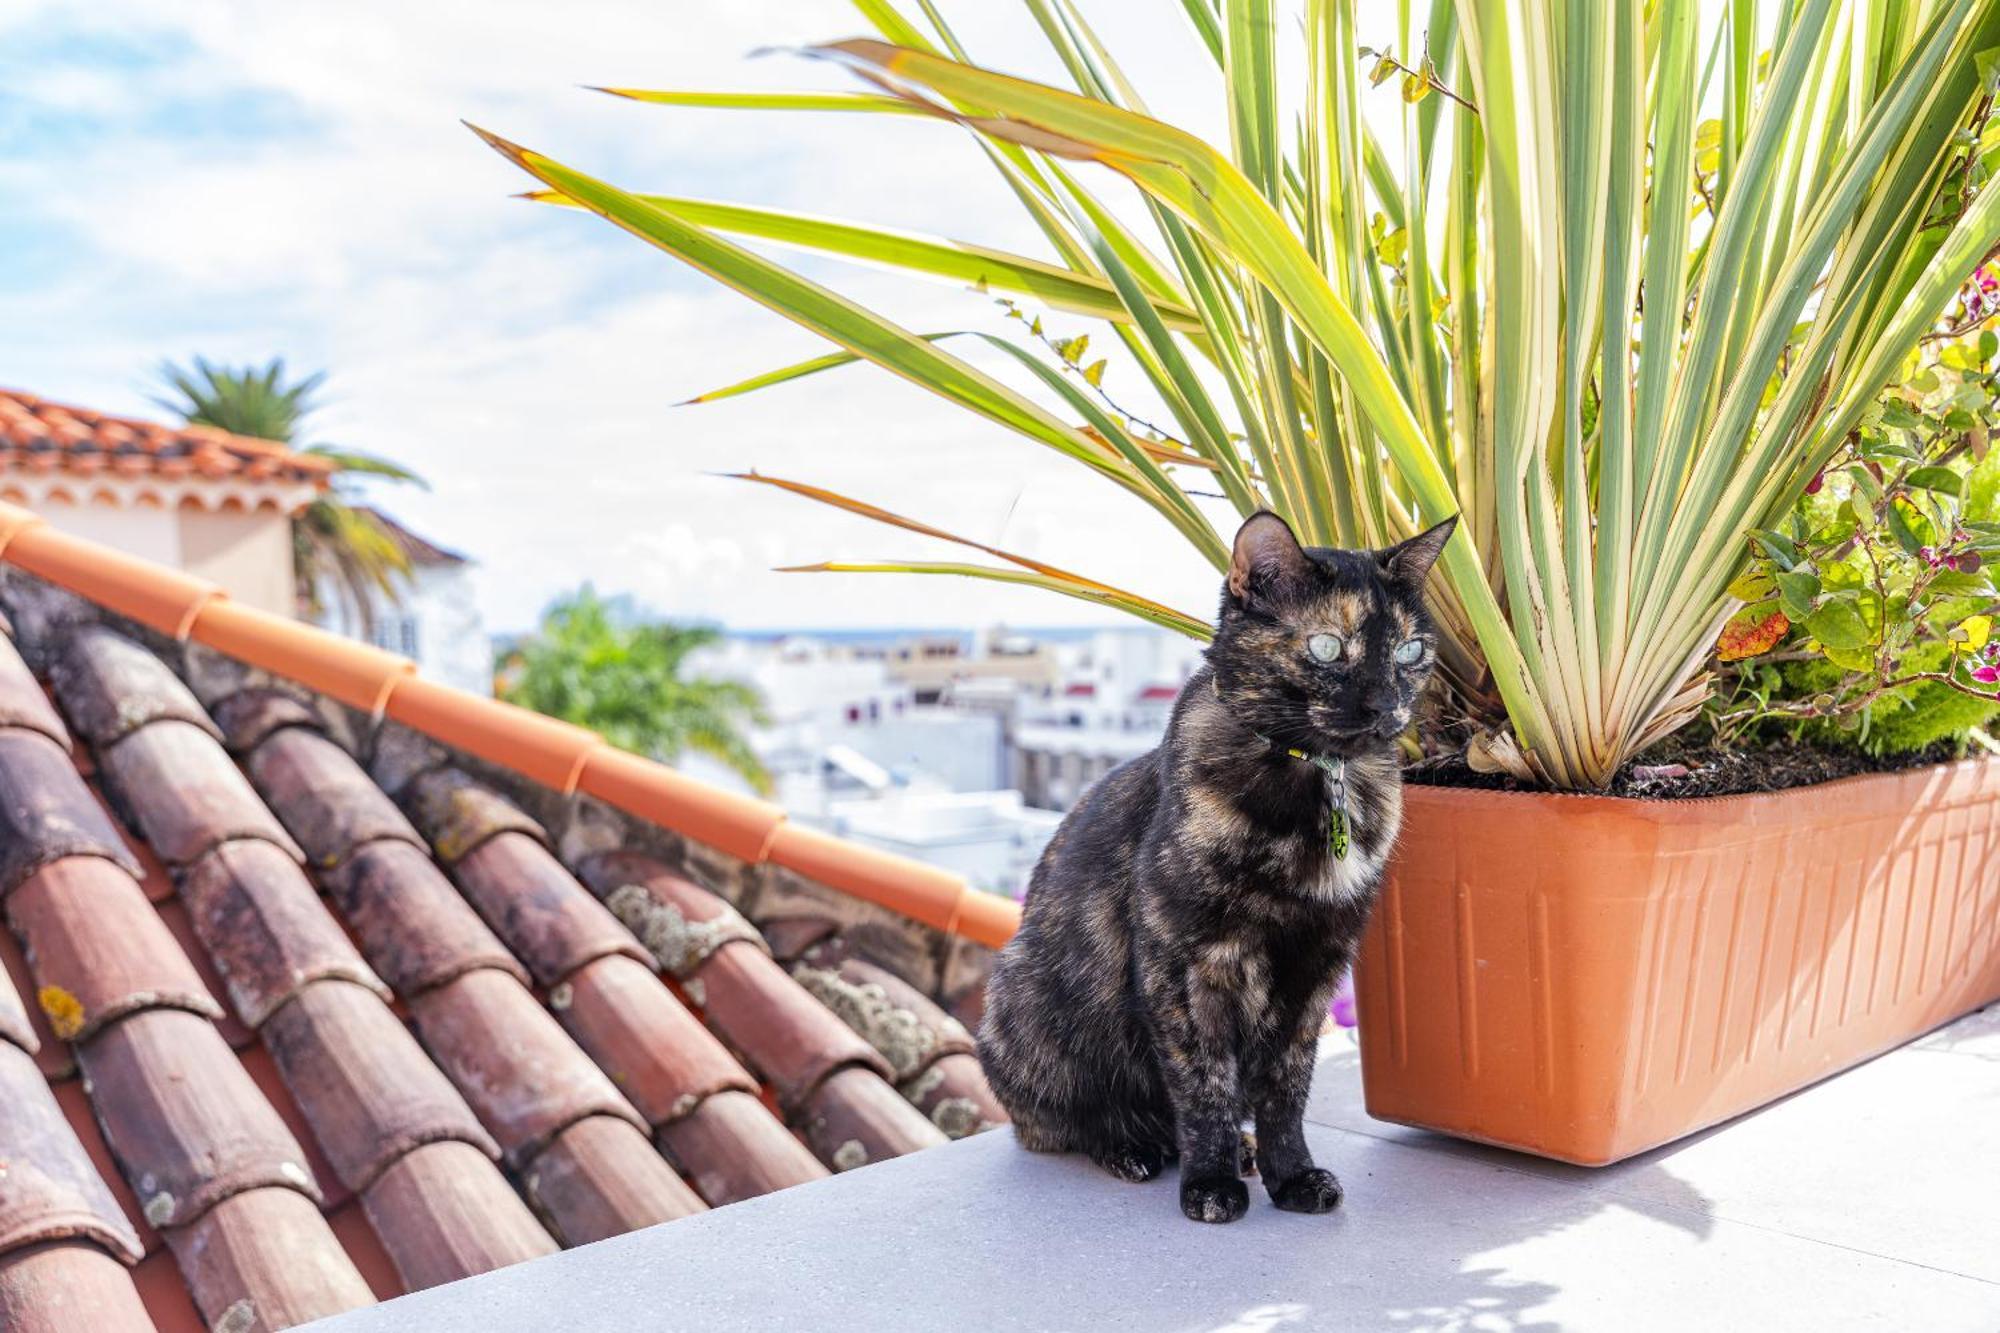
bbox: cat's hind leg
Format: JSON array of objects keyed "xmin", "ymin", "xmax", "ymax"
[
  {"xmin": 1077, "ymin": 1091, "xmax": 1178, "ymax": 1183},
  {"xmin": 1087, "ymin": 1142, "xmax": 1170, "ymax": 1183}
]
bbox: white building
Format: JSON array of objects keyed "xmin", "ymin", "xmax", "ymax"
[
  {"xmin": 1010, "ymin": 626, "xmax": 1206, "ymax": 808},
  {"xmin": 826, "ymin": 787, "xmax": 1062, "ymax": 898},
  {"xmin": 316, "ymin": 509, "xmax": 493, "ymax": 697},
  {"xmin": 688, "ymin": 623, "xmax": 1207, "ymax": 893}
]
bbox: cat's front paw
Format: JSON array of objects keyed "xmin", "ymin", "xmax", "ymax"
[
  {"xmin": 1269, "ymin": 1166, "xmax": 1344, "ymax": 1214},
  {"xmin": 1180, "ymin": 1174, "xmax": 1250, "ymax": 1224}
]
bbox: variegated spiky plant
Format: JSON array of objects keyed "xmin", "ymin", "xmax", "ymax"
[{"xmin": 474, "ymin": 0, "xmax": 2000, "ymax": 788}]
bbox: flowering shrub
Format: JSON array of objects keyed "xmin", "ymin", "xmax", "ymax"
[
  {"xmin": 1329, "ymin": 975, "xmax": 1358, "ymax": 1031},
  {"xmin": 1712, "ymin": 267, "xmax": 2000, "ymax": 752}
]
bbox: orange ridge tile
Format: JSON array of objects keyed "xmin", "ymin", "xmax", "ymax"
[
  {"xmin": 3, "ymin": 522, "xmax": 221, "ymax": 639},
  {"xmin": 189, "ymin": 599, "xmax": 412, "ymax": 714},
  {"xmin": 574, "ymin": 746, "xmax": 785, "ymax": 863},
  {"xmin": 382, "ymin": 676, "xmax": 599, "ymax": 795},
  {"xmin": 764, "ymin": 822, "xmax": 964, "ymax": 934}
]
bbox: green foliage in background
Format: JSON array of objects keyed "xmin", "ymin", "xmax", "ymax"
[{"xmin": 498, "ymin": 587, "xmax": 772, "ymax": 793}]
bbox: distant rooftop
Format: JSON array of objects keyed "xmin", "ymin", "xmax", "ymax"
[
  {"xmin": 0, "ymin": 389, "xmax": 330, "ymax": 512},
  {"xmin": 357, "ymin": 507, "xmax": 468, "ymax": 568}
]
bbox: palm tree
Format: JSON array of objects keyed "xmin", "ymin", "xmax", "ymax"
[
  {"xmin": 152, "ymin": 356, "xmax": 426, "ymax": 632},
  {"xmin": 498, "ymin": 586, "xmax": 771, "ymax": 792}
]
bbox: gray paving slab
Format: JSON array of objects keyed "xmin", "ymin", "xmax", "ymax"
[
  {"xmin": 312, "ymin": 1008, "xmax": 2000, "ymax": 1333},
  {"xmin": 1308, "ymin": 1004, "xmax": 2000, "ymax": 1285}
]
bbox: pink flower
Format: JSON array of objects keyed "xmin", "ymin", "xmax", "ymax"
[
  {"xmin": 1329, "ymin": 975, "xmax": 1359, "ymax": 1029},
  {"xmin": 1805, "ymin": 469, "xmax": 1825, "ymax": 495},
  {"xmin": 1972, "ymin": 665, "xmax": 2000, "ymax": 685}
]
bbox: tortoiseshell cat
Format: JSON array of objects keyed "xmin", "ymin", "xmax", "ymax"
[{"xmin": 980, "ymin": 510, "xmax": 1455, "ymax": 1223}]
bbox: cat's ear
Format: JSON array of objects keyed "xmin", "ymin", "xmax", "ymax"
[
  {"xmin": 1228, "ymin": 511, "xmax": 1313, "ymax": 606},
  {"xmin": 1380, "ymin": 515, "xmax": 1458, "ymax": 591}
]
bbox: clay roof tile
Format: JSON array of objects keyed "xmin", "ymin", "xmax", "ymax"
[
  {"xmin": 552, "ymin": 953, "xmax": 757, "ymax": 1127},
  {"xmin": 74, "ymin": 1009, "xmax": 322, "ymax": 1230},
  {"xmin": 260, "ymin": 979, "xmax": 498, "ymax": 1192},
  {"xmin": 161, "ymin": 1186, "xmax": 373, "ymax": 1331},
  {"xmin": 5, "ymin": 857, "xmax": 224, "ymax": 1042},
  {"xmin": 450, "ymin": 832, "xmax": 650, "ymax": 988},
  {"xmin": 653, "ymin": 1090, "xmax": 827, "ymax": 1208},
  {"xmin": 0, "ymin": 937, "xmax": 35, "ymax": 1055},
  {"xmin": 407, "ymin": 968, "xmax": 645, "ymax": 1166},
  {"xmin": 96, "ymin": 721, "xmax": 303, "ymax": 868},
  {"xmin": 792, "ymin": 938, "xmax": 977, "ymax": 1082},
  {"xmin": 0, "ymin": 729, "xmax": 141, "ymax": 899},
  {"xmin": 176, "ymin": 841, "xmax": 389, "ymax": 1028},
  {"xmin": 0, "ymin": 1241, "xmax": 155, "ymax": 1333},
  {"xmin": 357, "ymin": 1141, "xmax": 556, "ymax": 1294},
  {"xmin": 1, "ymin": 932, "xmax": 66, "ymax": 1079},
  {"xmin": 320, "ymin": 840, "xmax": 529, "ymax": 997},
  {"xmin": 522, "ymin": 1114, "xmax": 705, "ymax": 1247},
  {"xmin": 45, "ymin": 626, "xmax": 216, "ymax": 750},
  {"xmin": 797, "ymin": 1065, "xmax": 951, "ymax": 1172},
  {"xmin": 692, "ymin": 942, "xmax": 894, "ymax": 1108},
  {"xmin": 578, "ymin": 852, "xmax": 765, "ymax": 979},
  {"xmin": 243, "ymin": 726, "xmax": 423, "ymax": 869},
  {"xmin": 899, "ymin": 1051, "xmax": 1007, "ymax": 1141},
  {"xmin": 399, "ymin": 766, "xmax": 546, "ymax": 865},
  {"xmin": 0, "ymin": 635, "xmax": 68, "ymax": 749},
  {"xmin": 209, "ymin": 689, "xmax": 323, "ymax": 755},
  {"xmin": 0, "ymin": 1042, "xmax": 145, "ymax": 1263}
]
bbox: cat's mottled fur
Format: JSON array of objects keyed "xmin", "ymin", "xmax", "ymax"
[{"xmin": 979, "ymin": 510, "xmax": 1455, "ymax": 1223}]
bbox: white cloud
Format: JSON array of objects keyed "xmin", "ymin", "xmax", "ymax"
[{"xmin": 0, "ymin": 0, "xmax": 1239, "ymax": 632}]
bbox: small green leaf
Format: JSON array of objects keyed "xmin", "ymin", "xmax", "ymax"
[
  {"xmin": 1748, "ymin": 529, "xmax": 1801, "ymax": 569},
  {"xmin": 1906, "ymin": 466, "xmax": 1966, "ymax": 496},
  {"xmin": 1776, "ymin": 570, "xmax": 1821, "ymax": 618},
  {"xmin": 1883, "ymin": 500, "xmax": 1927, "ymax": 556},
  {"xmin": 1728, "ymin": 571, "xmax": 1777, "ymax": 602},
  {"xmin": 1805, "ymin": 598, "xmax": 1873, "ymax": 651},
  {"xmin": 1822, "ymin": 643, "xmax": 1876, "ymax": 673}
]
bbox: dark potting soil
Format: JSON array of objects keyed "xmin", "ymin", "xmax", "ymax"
[{"xmin": 1403, "ymin": 735, "xmax": 1967, "ymax": 800}]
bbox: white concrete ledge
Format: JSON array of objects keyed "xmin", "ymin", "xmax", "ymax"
[{"xmin": 310, "ymin": 1005, "xmax": 2000, "ymax": 1332}]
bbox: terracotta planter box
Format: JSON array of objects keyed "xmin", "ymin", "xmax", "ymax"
[{"xmin": 1354, "ymin": 758, "xmax": 2000, "ymax": 1165}]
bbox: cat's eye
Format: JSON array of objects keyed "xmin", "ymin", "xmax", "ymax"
[
  {"xmin": 1395, "ymin": 637, "xmax": 1427, "ymax": 665},
  {"xmin": 1307, "ymin": 633, "xmax": 1343, "ymax": 663}
]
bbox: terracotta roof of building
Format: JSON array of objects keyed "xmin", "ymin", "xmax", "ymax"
[
  {"xmin": 0, "ymin": 392, "xmax": 332, "ymax": 508},
  {"xmin": 356, "ymin": 508, "xmax": 468, "ymax": 569},
  {"xmin": 0, "ymin": 498, "xmax": 1017, "ymax": 1331}
]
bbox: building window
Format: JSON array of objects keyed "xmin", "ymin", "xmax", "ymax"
[{"xmin": 371, "ymin": 614, "xmax": 419, "ymax": 659}]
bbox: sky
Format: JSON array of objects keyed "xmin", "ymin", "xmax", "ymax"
[{"xmin": 0, "ymin": 0, "xmax": 1264, "ymax": 635}]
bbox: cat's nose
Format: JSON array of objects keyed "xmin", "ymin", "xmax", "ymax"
[{"xmin": 1362, "ymin": 683, "xmax": 1399, "ymax": 716}]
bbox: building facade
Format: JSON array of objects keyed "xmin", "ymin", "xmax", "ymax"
[{"xmin": 0, "ymin": 389, "xmax": 325, "ymax": 614}]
